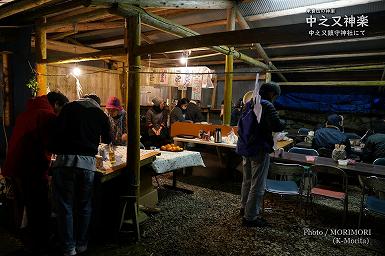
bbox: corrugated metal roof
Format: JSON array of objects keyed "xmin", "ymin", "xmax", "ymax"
[{"xmin": 239, "ymin": 0, "xmax": 337, "ymax": 17}]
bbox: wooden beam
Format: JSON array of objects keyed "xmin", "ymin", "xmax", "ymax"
[
  {"xmin": 143, "ymin": 19, "xmax": 227, "ymax": 37},
  {"xmin": 270, "ymin": 51, "xmax": 385, "ymax": 62},
  {"xmin": 217, "ymin": 74, "xmax": 266, "ymax": 81},
  {"xmin": 32, "ymin": 38, "xmax": 100, "ymax": 54},
  {"xmin": 24, "ymin": 2, "xmax": 84, "ymax": 21},
  {"xmin": 46, "ymin": 21, "xmax": 123, "ymax": 33},
  {"xmin": 40, "ymin": 9, "xmax": 112, "ymax": 32},
  {"xmin": 277, "ymin": 64, "xmax": 385, "ymax": 73},
  {"xmin": 36, "ymin": 20, "xmax": 47, "ymax": 96},
  {"xmin": 235, "ymin": 4, "xmax": 287, "ymax": 82},
  {"xmin": 264, "ymin": 35, "xmax": 385, "ymax": 50},
  {"xmin": 279, "ymin": 81, "xmax": 385, "ymax": 86},
  {"xmin": 135, "ymin": 14, "xmax": 385, "ymax": 56},
  {"xmin": 113, "ymin": 3, "xmax": 268, "ymax": 69},
  {"xmin": 42, "ymin": 48, "xmax": 124, "ymax": 64},
  {"xmin": 0, "ymin": 0, "xmax": 55, "ymax": 20},
  {"xmin": 150, "ymin": 8, "xmax": 200, "ymax": 17},
  {"xmin": 47, "ymin": 7, "xmax": 96, "ymax": 22},
  {"xmin": 89, "ymin": 38, "xmax": 124, "ymax": 48},
  {"xmin": 88, "ymin": 0, "xmax": 233, "ymax": 9},
  {"xmin": 189, "ymin": 59, "xmax": 242, "ymax": 66},
  {"xmin": 49, "ymin": 31, "xmax": 78, "ymax": 40}
]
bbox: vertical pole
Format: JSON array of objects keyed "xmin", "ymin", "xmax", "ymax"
[
  {"xmin": 125, "ymin": 15, "xmax": 141, "ymax": 209},
  {"xmin": 223, "ymin": 5, "xmax": 235, "ymax": 125},
  {"xmin": 36, "ymin": 19, "xmax": 47, "ymax": 96},
  {"xmin": 2, "ymin": 53, "xmax": 11, "ymax": 127},
  {"xmin": 265, "ymin": 72, "xmax": 271, "ymax": 82}
]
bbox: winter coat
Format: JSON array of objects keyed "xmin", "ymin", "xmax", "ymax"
[
  {"xmin": 51, "ymin": 98, "xmax": 112, "ymax": 156},
  {"xmin": 236, "ymin": 100, "xmax": 285, "ymax": 156},
  {"xmin": 185, "ymin": 102, "xmax": 204, "ymax": 123},
  {"xmin": 312, "ymin": 126, "xmax": 351, "ymax": 153},
  {"xmin": 146, "ymin": 106, "xmax": 167, "ymax": 136},
  {"xmin": 2, "ymin": 96, "xmax": 56, "ymax": 181},
  {"xmin": 170, "ymin": 106, "xmax": 186, "ymax": 124}
]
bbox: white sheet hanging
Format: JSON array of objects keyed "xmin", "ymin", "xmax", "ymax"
[{"xmin": 252, "ymin": 73, "xmax": 262, "ymax": 123}]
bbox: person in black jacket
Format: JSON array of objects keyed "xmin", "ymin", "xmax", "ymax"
[
  {"xmin": 236, "ymin": 82, "xmax": 285, "ymax": 228},
  {"xmin": 170, "ymin": 98, "xmax": 190, "ymax": 124},
  {"xmin": 362, "ymin": 121, "xmax": 385, "ymax": 163},
  {"xmin": 51, "ymin": 94, "xmax": 111, "ymax": 256},
  {"xmin": 185, "ymin": 100, "xmax": 205, "ymax": 123}
]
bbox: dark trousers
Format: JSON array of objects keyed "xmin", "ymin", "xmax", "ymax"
[{"xmin": 13, "ymin": 177, "xmax": 50, "ymax": 252}]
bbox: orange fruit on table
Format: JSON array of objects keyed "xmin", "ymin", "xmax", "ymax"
[{"xmin": 161, "ymin": 146, "xmax": 166, "ymax": 150}]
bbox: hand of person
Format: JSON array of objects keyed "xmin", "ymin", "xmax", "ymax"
[
  {"xmin": 152, "ymin": 128, "xmax": 157, "ymax": 135},
  {"xmin": 121, "ymin": 133, "xmax": 128, "ymax": 141}
]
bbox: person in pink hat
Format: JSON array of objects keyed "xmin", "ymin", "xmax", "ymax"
[{"xmin": 105, "ymin": 96, "xmax": 127, "ymax": 145}]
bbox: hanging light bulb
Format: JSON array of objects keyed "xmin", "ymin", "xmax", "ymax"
[
  {"xmin": 180, "ymin": 56, "xmax": 188, "ymax": 65},
  {"xmin": 72, "ymin": 67, "xmax": 81, "ymax": 76},
  {"xmin": 179, "ymin": 50, "xmax": 191, "ymax": 66}
]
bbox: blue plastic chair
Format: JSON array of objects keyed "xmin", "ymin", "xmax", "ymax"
[
  {"xmin": 264, "ymin": 163, "xmax": 306, "ymax": 212},
  {"xmin": 358, "ymin": 158, "xmax": 385, "ymax": 190},
  {"xmin": 373, "ymin": 158, "xmax": 385, "ymax": 166},
  {"xmin": 358, "ymin": 176, "xmax": 385, "ymax": 228},
  {"xmin": 289, "ymin": 147, "xmax": 319, "ymax": 156},
  {"xmin": 344, "ymin": 133, "xmax": 361, "ymax": 140}
]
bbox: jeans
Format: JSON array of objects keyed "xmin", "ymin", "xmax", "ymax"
[
  {"xmin": 53, "ymin": 167, "xmax": 94, "ymax": 254},
  {"xmin": 241, "ymin": 152, "xmax": 270, "ymax": 221}
]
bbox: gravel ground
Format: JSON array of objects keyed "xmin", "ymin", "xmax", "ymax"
[
  {"xmin": 1, "ymin": 174, "xmax": 384, "ymax": 256},
  {"xmin": 134, "ymin": 175, "xmax": 385, "ymax": 256}
]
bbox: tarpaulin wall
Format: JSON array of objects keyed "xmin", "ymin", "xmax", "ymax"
[{"xmin": 274, "ymin": 86, "xmax": 385, "ymax": 114}]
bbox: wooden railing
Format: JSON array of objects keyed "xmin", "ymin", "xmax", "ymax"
[{"xmin": 170, "ymin": 122, "xmax": 237, "ymax": 137}]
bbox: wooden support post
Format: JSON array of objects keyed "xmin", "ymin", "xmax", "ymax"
[
  {"xmin": 2, "ymin": 52, "xmax": 11, "ymax": 126},
  {"xmin": 125, "ymin": 15, "xmax": 141, "ymax": 214},
  {"xmin": 36, "ymin": 21, "xmax": 47, "ymax": 96},
  {"xmin": 223, "ymin": 5, "xmax": 235, "ymax": 125},
  {"xmin": 265, "ymin": 72, "xmax": 271, "ymax": 82}
]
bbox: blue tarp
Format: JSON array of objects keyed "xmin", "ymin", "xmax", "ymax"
[{"xmin": 274, "ymin": 87, "xmax": 385, "ymax": 113}]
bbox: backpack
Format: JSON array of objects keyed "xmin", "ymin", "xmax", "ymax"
[{"xmin": 236, "ymin": 100, "xmax": 268, "ymax": 156}]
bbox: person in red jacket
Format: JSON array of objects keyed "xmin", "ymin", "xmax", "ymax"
[{"xmin": 2, "ymin": 91, "xmax": 68, "ymax": 254}]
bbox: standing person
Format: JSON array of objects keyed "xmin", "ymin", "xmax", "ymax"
[
  {"xmin": 230, "ymin": 98, "xmax": 244, "ymax": 126},
  {"xmin": 185, "ymin": 99, "xmax": 205, "ymax": 123},
  {"xmin": 2, "ymin": 91, "xmax": 68, "ymax": 254},
  {"xmin": 362, "ymin": 121, "xmax": 385, "ymax": 163},
  {"xmin": 51, "ymin": 94, "xmax": 111, "ymax": 256},
  {"xmin": 105, "ymin": 96, "xmax": 127, "ymax": 146},
  {"xmin": 170, "ymin": 98, "xmax": 190, "ymax": 124},
  {"xmin": 236, "ymin": 82, "xmax": 285, "ymax": 227}
]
